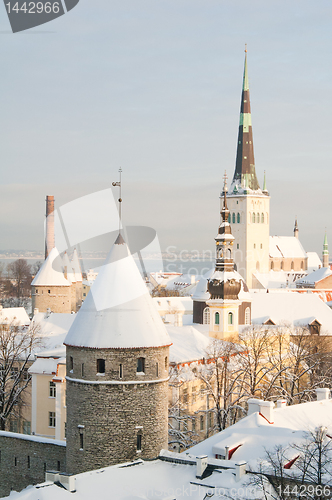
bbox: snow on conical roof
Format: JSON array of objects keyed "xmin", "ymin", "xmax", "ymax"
[
  {"xmin": 64, "ymin": 234, "xmax": 171, "ymax": 349},
  {"xmin": 62, "ymin": 251, "xmax": 76, "ymax": 283},
  {"xmin": 31, "ymin": 247, "xmax": 71, "ymax": 287},
  {"xmin": 71, "ymin": 248, "xmax": 82, "ymax": 282}
]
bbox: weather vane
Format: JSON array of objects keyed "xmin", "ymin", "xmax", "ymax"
[{"xmin": 112, "ymin": 167, "xmax": 122, "ymax": 234}]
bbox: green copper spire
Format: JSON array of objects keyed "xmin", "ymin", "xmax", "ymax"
[
  {"xmin": 232, "ymin": 46, "xmax": 260, "ymax": 191},
  {"xmin": 263, "ymin": 171, "xmax": 267, "ymax": 191},
  {"xmin": 323, "ymin": 232, "xmax": 329, "ymax": 255}
]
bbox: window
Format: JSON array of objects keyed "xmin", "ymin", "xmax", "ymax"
[
  {"xmin": 79, "ymin": 430, "xmax": 84, "ymax": 450},
  {"xmin": 192, "ymin": 418, "xmax": 196, "ymax": 432},
  {"xmin": 36, "ymin": 289, "xmax": 38, "ymax": 293},
  {"xmin": 271, "ymin": 261, "xmax": 274, "ymax": 270},
  {"xmin": 232, "ymin": 213, "xmax": 235, "ymax": 224},
  {"xmin": 137, "ymin": 357, "xmax": 145, "ymax": 373},
  {"xmin": 83, "ymin": 293, "xmax": 86, "ymax": 297},
  {"xmin": 208, "ymin": 412, "xmax": 213, "ymax": 429},
  {"xmin": 156, "ymin": 362, "xmax": 159, "ymax": 377},
  {"xmin": 57, "ymin": 461, "xmax": 60, "ymax": 471},
  {"xmin": 257, "ymin": 213, "xmax": 260, "ymax": 223},
  {"xmin": 27, "ymin": 456, "xmax": 30, "ymax": 469},
  {"xmin": 256, "ymin": 261, "xmax": 260, "ymax": 271},
  {"xmin": 48, "ymin": 290, "xmax": 51, "ymax": 294},
  {"xmin": 97, "ymin": 359, "xmax": 105, "ymax": 374},
  {"xmin": 237, "ymin": 213, "xmax": 240, "ymax": 223},
  {"xmin": 261, "ymin": 213, "xmax": 264, "ymax": 223},
  {"xmin": 301, "ymin": 261, "xmax": 304, "ymax": 269},
  {"xmin": 260, "ymin": 244, "xmax": 263, "ymax": 249},
  {"xmin": 10, "ymin": 420, "xmax": 18, "ymax": 433},
  {"xmin": 49, "ymin": 381, "xmax": 56, "ymax": 398},
  {"xmin": 23, "ymin": 368, "xmax": 29, "ymax": 381},
  {"xmin": 245, "ymin": 307, "xmax": 251, "ymax": 325},
  {"xmin": 165, "ymin": 357, "xmax": 168, "ymax": 369},
  {"xmin": 253, "ymin": 244, "xmax": 256, "ymax": 249},
  {"xmin": 182, "ymin": 387, "xmax": 188, "ymax": 403},
  {"xmin": 215, "ymin": 312, "xmax": 220, "ymax": 325},
  {"xmin": 137, "ymin": 431, "xmax": 142, "ymax": 451},
  {"xmin": 49, "ymin": 412, "xmax": 56, "ymax": 428},
  {"xmin": 228, "ymin": 312, "xmax": 233, "ymax": 325},
  {"xmin": 200, "ymin": 415, "xmax": 204, "ymax": 431},
  {"xmin": 228, "ymin": 214, "xmax": 231, "ymax": 223},
  {"xmin": 119, "ymin": 364, "xmax": 123, "ymax": 379},
  {"xmin": 252, "ymin": 213, "xmax": 256, "ymax": 223},
  {"xmin": 281, "ymin": 261, "xmax": 284, "ymax": 270},
  {"xmin": 291, "ymin": 261, "xmax": 294, "ymax": 270},
  {"xmin": 69, "ymin": 356, "xmax": 73, "ymax": 372},
  {"xmin": 23, "ymin": 421, "xmax": 31, "ymax": 435},
  {"xmin": 81, "ymin": 363, "xmax": 84, "ymax": 377},
  {"xmin": 203, "ymin": 307, "xmax": 210, "ymax": 325},
  {"xmin": 15, "ymin": 457, "xmax": 17, "ymax": 467}
]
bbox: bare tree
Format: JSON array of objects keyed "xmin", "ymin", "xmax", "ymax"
[
  {"xmin": 0, "ymin": 321, "xmax": 42, "ymax": 430},
  {"xmin": 6, "ymin": 259, "xmax": 32, "ymax": 301}
]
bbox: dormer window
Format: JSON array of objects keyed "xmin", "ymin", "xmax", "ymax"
[
  {"xmin": 137, "ymin": 357, "xmax": 145, "ymax": 373},
  {"xmin": 97, "ymin": 359, "xmax": 105, "ymax": 374}
]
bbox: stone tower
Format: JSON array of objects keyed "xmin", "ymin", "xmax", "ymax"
[
  {"xmin": 323, "ymin": 233, "xmax": 329, "ymax": 268},
  {"xmin": 64, "ymin": 234, "xmax": 171, "ymax": 475},
  {"xmin": 226, "ymin": 48, "xmax": 270, "ymax": 288},
  {"xmin": 31, "ymin": 247, "xmax": 72, "ymax": 314},
  {"xmin": 207, "ymin": 174, "xmax": 243, "ymax": 341}
]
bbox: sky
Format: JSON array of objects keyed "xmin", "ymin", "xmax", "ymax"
[{"xmin": 0, "ymin": 0, "xmax": 331, "ymax": 256}]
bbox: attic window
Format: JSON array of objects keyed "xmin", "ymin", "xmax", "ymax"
[
  {"xmin": 137, "ymin": 357, "xmax": 145, "ymax": 373},
  {"xmin": 97, "ymin": 359, "xmax": 105, "ymax": 374}
]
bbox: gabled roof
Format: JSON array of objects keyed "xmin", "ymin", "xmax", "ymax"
[
  {"xmin": 71, "ymin": 248, "xmax": 83, "ymax": 282},
  {"xmin": 64, "ymin": 235, "xmax": 171, "ymax": 349},
  {"xmin": 269, "ymin": 236, "xmax": 307, "ymax": 259},
  {"xmin": 0, "ymin": 307, "xmax": 30, "ymax": 326},
  {"xmin": 31, "ymin": 248, "xmax": 70, "ymax": 287}
]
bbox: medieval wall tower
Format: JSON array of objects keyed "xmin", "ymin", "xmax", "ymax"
[
  {"xmin": 64, "ymin": 234, "xmax": 171, "ymax": 475},
  {"xmin": 225, "ymin": 49, "xmax": 270, "ymax": 288}
]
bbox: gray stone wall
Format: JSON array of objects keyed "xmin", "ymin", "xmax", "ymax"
[
  {"xmin": 0, "ymin": 433, "xmax": 66, "ymax": 498},
  {"xmin": 66, "ymin": 345, "xmax": 169, "ymax": 475}
]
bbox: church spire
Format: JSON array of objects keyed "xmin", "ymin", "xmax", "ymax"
[
  {"xmin": 231, "ymin": 46, "xmax": 260, "ymax": 192},
  {"xmin": 323, "ymin": 232, "xmax": 329, "ymax": 268},
  {"xmin": 294, "ymin": 217, "xmax": 299, "ymax": 239}
]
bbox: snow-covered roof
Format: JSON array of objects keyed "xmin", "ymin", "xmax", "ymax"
[
  {"xmin": 165, "ymin": 273, "xmax": 199, "ymax": 291},
  {"xmin": 0, "ymin": 307, "xmax": 30, "ymax": 326},
  {"xmin": 32, "ymin": 312, "xmax": 76, "ymax": 352},
  {"xmin": 152, "ymin": 297, "xmax": 193, "ymax": 314},
  {"xmin": 190, "ymin": 398, "xmax": 332, "ymax": 470},
  {"xmin": 64, "ymin": 235, "xmax": 171, "ymax": 349},
  {"xmin": 251, "ymin": 291, "xmax": 332, "ymax": 333},
  {"xmin": 71, "ymin": 248, "xmax": 83, "ymax": 282},
  {"xmin": 269, "ymin": 236, "xmax": 307, "ymax": 259},
  {"xmin": 307, "ymin": 251, "xmax": 323, "ymax": 272},
  {"xmin": 62, "ymin": 251, "xmax": 76, "ymax": 283},
  {"xmin": 28, "ymin": 357, "xmax": 61, "ymax": 375},
  {"xmin": 0, "ymin": 430, "xmax": 65, "ymax": 447},
  {"xmin": 296, "ymin": 267, "xmax": 332, "ymax": 287},
  {"xmin": 253, "ymin": 270, "xmax": 307, "ymax": 289},
  {"xmin": 31, "ymin": 248, "xmax": 70, "ymax": 287},
  {"xmin": 167, "ymin": 324, "xmax": 210, "ymax": 363}
]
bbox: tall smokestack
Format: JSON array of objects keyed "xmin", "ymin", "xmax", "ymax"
[{"xmin": 45, "ymin": 195, "xmax": 55, "ymax": 259}]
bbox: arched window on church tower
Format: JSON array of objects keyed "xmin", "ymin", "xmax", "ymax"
[
  {"xmin": 203, "ymin": 307, "xmax": 210, "ymax": 325},
  {"xmin": 237, "ymin": 213, "xmax": 240, "ymax": 223},
  {"xmin": 291, "ymin": 261, "xmax": 294, "ymax": 270},
  {"xmin": 281, "ymin": 261, "xmax": 284, "ymax": 270},
  {"xmin": 301, "ymin": 261, "xmax": 304, "ymax": 269},
  {"xmin": 271, "ymin": 261, "xmax": 274, "ymax": 270},
  {"xmin": 215, "ymin": 312, "xmax": 220, "ymax": 325},
  {"xmin": 261, "ymin": 213, "xmax": 264, "ymax": 223},
  {"xmin": 232, "ymin": 213, "xmax": 235, "ymax": 224},
  {"xmin": 252, "ymin": 213, "xmax": 256, "ymax": 223},
  {"xmin": 257, "ymin": 213, "xmax": 260, "ymax": 223},
  {"xmin": 228, "ymin": 214, "xmax": 231, "ymax": 223},
  {"xmin": 245, "ymin": 307, "xmax": 250, "ymax": 325}
]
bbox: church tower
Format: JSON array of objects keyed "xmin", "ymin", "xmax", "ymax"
[
  {"xmin": 323, "ymin": 232, "xmax": 329, "ymax": 268},
  {"xmin": 207, "ymin": 174, "xmax": 242, "ymax": 341},
  {"xmin": 225, "ymin": 48, "xmax": 270, "ymax": 288},
  {"xmin": 64, "ymin": 234, "xmax": 171, "ymax": 475}
]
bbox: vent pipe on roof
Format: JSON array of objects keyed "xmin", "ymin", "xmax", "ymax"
[
  {"xmin": 276, "ymin": 399, "xmax": 287, "ymax": 409},
  {"xmin": 247, "ymin": 398, "xmax": 274, "ymax": 422},
  {"xmin": 316, "ymin": 388, "xmax": 330, "ymax": 401}
]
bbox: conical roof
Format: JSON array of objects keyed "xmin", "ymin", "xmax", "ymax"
[
  {"xmin": 62, "ymin": 251, "xmax": 76, "ymax": 283},
  {"xmin": 71, "ymin": 248, "xmax": 82, "ymax": 282},
  {"xmin": 31, "ymin": 247, "xmax": 71, "ymax": 287},
  {"xmin": 64, "ymin": 234, "xmax": 171, "ymax": 349},
  {"xmin": 231, "ymin": 49, "xmax": 260, "ymax": 192}
]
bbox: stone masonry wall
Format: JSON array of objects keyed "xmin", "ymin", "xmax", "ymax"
[
  {"xmin": 0, "ymin": 432, "xmax": 66, "ymax": 498},
  {"xmin": 32, "ymin": 285, "xmax": 71, "ymax": 314},
  {"xmin": 66, "ymin": 345, "xmax": 169, "ymax": 475}
]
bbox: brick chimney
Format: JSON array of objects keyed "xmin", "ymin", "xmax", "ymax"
[{"xmin": 45, "ymin": 196, "xmax": 55, "ymax": 259}]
